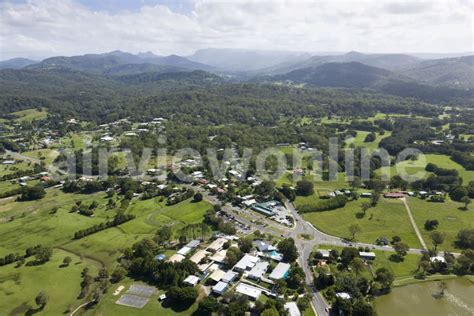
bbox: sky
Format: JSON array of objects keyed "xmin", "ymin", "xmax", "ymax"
[{"xmin": 1, "ymin": 0, "xmax": 473, "ymax": 60}]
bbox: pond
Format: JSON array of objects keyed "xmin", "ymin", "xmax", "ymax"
[{"xmin": 375, "ymin": 278, "xmax": 474, "ymax": 316}]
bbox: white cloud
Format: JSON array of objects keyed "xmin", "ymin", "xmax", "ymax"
[{"xmin": 0, "ymin": 0, "xmax": 472, "ymax": 60}]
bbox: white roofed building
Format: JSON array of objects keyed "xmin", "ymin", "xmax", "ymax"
[
  {"xmin": 234, "ymin": 254, "xmax": 260, "ymax": 272},
  {"xmin": 235, "ymin": 283, "xmax": 262, "ymax": 300}
]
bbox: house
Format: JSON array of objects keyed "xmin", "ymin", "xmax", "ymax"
[
  {"xmin": 2, "ymin": 160, "xmax": 15, "ymax": 165},
  {"xmin": 207, "ymin": 238, "xmax": 227, "ymax": 253},
  {"xmin": 430, "ymin": 256, "xmax": 446, "ymax": 263},
  {"xmin": 154, "ymin": 254, "xmax": 166, "ymax": 261},
  {"xmin": 251, "ymin": 203, "xmax": 276, "ymax": 216},
  {"xmin": 177, "ymin": 246, "xmax": 192, "ymax": 256},
  {"xmin": 212, "ymin": 281, "xmax": 229, "ymax": 295},
  {"xmin": 359, "ymin": 251, "xmax": 376, "ymax": 260},
  {"xmin": 234, "ymin": 254, "xmax": 260, "ymax": 272},
  {"xmin": 384, "ymin": 192, "xmax": 404, "ymax": 199},
  {"xmin": 360, "ymin": 192, "xmax": 372, "ymax": 197},
  {"xmin": 248, "ymin": 261, "xmax": 269, "ymax": 280},
  {"xmin": 284, "ymin": 302, "xmax": 301, "ymax": 316},
  {"xmin": 316, "ymin": 249, "xmax": 331, "ymax": 259},
  {"xmin": 269, "ymin": 262, "xmax": 291, "ymax": 280},
  {"xmin": 242, "ymin": 199, "xmax": 257, "ymax": 207},
  {"xmin": 100, "ymin": 135, "xmax": 114, "ymax": 142},
  {"xmin": 235, "ymin": 283, "xmax": 262, "ymax": 300},
  {"xmin": 40, "ymin": 176, "xmax": 50, "ymax": 182},
  {"xmin": 167, "ymin": 254, "xmax": 185, "ymax": 263},
  {"xmin": 255, "ymin": 240, "xmax": 276, "ymax": 252},
  {"xmin": 209, "ymin": 249, "xmax": 227, "ymax": 263},
  {"xmin": 336, "ymin": 292, "xmax": 352, "ymax": 300},
  {"xmin": 190, "ymin": 250, "xmax": 209, "ymax": 264},
  {"xmin": 183, "ymin": 275, "xmax": 200, "ymax": 286},
  {"xmin": 208, "ymin": 269, "xmax": 226, "ymax": 283},
  {"xmin": 222, "ymin": 271, "xmax": 238, "ymax": 283},
  {"xmin": 186, "ymin": 240, "xmax": 201, "ymax": 249}
]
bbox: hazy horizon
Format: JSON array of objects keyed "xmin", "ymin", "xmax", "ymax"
[
  {"xmin": 1, "ymin": 0, "xmax": 473, "ymax": 60},
  {"xmin": 1, "ymin": 48, "xmax": 473, "ymax": 63}
]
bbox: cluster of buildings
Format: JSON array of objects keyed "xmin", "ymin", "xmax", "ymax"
[{"xmin": 161, "ymin": 235, "xmax": 295, "ymax": 307}]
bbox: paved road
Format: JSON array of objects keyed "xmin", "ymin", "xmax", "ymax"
[{"xmin": 5, "ymin": 149, "xmax": 67, "ymax": 177}]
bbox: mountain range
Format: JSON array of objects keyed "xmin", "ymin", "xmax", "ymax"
[{"xmin": 0, "ymin": 49, "xmax": 473, "ymax": 103}]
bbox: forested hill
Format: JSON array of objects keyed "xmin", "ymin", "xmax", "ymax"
[
  {"xmin": 262, "ymin": 62, "xmax": 474, "ymax": 103},
  {"xmin": 400, "ymin": 55, "xmax": 474, "ymax": 89},
  {"xmin": 25, "ymin": 51, "xmax": 214, "ymax": 75},
  {"xmin": 270, "ymin": 62, "xmax": 393, "ymax": 88},
  {"xmin": 0, "ymin": 61, "xmax": 441, "ymax": 124}
]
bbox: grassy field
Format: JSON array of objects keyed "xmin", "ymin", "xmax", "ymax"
[
  {"xmin": 22, "ymin": 149, "xmax": 59, "ymax": 165},
  {"xmin": 0, "ymin": 248, "xmax": 101, "ymax": 315},
  {"xmin": 317, "ymin": 245, "xmax": 420, "ymax": 280},
  {"xmin": 303, "ymin": 198, "xmax": 422, "ymax": 248},
  {"xmin": 0, "ymin": 161, "xmax": 32, "ymax": 177},
  {"xmin": 407, "ymin": 197, "xmax": 473, "ymax": 252},
  {"xmin": 85, "ymin": 278, "xmax": 201, "ymax": 316},
  {"xmin": 11, "ymin": 108, "xmax": 48, "ymax": 122},
  {"xmin": 0, "ymin": 189, "xmax": 111, "ymax": 256},
  {"xmin": 376, "ymin": 154, "xmax": 474, "ymax": 183},
  {"xmin": 63, "ymin": 198, "xmax": 212, "ymax": 266},
  {"xmin": 347, "ymin": 130, "xmax": 392, "ymax": 151}
]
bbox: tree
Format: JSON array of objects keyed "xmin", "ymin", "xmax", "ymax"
[
  {"xmin": 456, "ymin": 228, "xmax": 474, "ymax": 249},
  {"xmin": 225, "ymin": 247, "xmax": 243, "ymax": 267},
  {"xmin": 296, "ymin": 180, "xmax": 314, "ymax": 196},
  {"xmin": 110, "ymin": 266, "xmax": 127, "ymax": 283},
  {"xmin": 155, "ymin": 226, "xmax": 172, "ymax": 245},
  {"xmin": 20, "ymin": 185, "xmax": 46, "ymax": 201},
  {"xmin": 166, "ymin": 286, "xmax": 198, "ymax": 306},
  {"xmin": 374, "ymin": 267, "xmax": 394, "ymax": 291},
  {"xmin": 341, "ymin": 247, "xmax": 360, "ymax": 266},
  {"xmin": 360, "ymin": 202, "xmax": 370, "ymax": 216},
  {"xmin": 431, "ymin": 231, "xmax": 445, "ymax": 251},
  {"xmin": 261, "ymin": 307, "xmax": 280, "ymax": 316},
  {"xmin": 392, "ymin": 242, "xmax": 409, "ymax": 261},
  {"xmin": 350, "ymin": 257, "xmax": 365, "ymax": 275},
  {"xmin": 197, "ymin": 296, "xmax": 219, "ymax": 315},
  {"xmin": 35, "ymin": 291, "xmax": 48, "ymax": 308},
  {"xmin": 277, "ymin": 238, "xmax": 298, "ymax": 262},
  {"xmin": 348, "ymin": 224, "xmax": 361, "ymax": 240},
  {"xmin": 449, "ymin": 186, "xmax": 468, "ymax": 202},
  {"xmin": 461, "ymin": 196, "xmax": 471, "ymax": 210},
  {"xmin": 238, "ymin": 238, "xmax": 253, "ymax": 253},
  {"xmin": 364, "ymin": 132, "xmax": 376, "ymax": 142},
  {"xmin": 62, "ymin": 256, "xmax": 72, "ymax": 267},
  {"xmin": 424, "ymin": 219, "xmax": 439, "ymax": 231},
  {"xmin": 34, "ymin": 246, "xmax": 52, "ymax": 263},
  {"xmin": 193, "ymin": 192, "xmax": 203, "ymax": 202}
]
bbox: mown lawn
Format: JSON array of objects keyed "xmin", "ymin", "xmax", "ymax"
[
  {"xmin": 62, "ymin": 198, "xmax": 212, "ymax": 267},
  {"xmin": 316, "ymin": 245, "xmax": 420, "ymax": 280},
  {"xmin": 11, "ymin": 108, "xmax": 48, "ymax": 122},
  {"xmin": 85, "ymin": 278, "xmax": 201, "ymax": 316},
  {"xmin": 0, "ymin": 189, "xmax": 111, "ymax": 256},
  {"xmin": 0, "ymin": 248, "xmax": 101, "ymax": 315},
  {"xmin": 303, "ymin": 198, "xmax": 421, "ymax": 248},
  {"xmin": 0, "ymin": 161, "xmax": 32, "ymax": 177},
  {"xmin": 21, "ymin": 149, "xmax": 59, "ymax": 165},
  {"xmin": 376, "ymin": 154, "xmax": 474, "ymax": 183},
  {"xmin": 407, "ymin": 197, "xmax": 473, "ymax": 252},
  {"xmin": 347, "ymin": 130, "xmax": 392, "ymax": 151}
]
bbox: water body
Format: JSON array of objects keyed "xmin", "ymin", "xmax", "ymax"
[{"xmin": 375, "ymin": 278, "xmax": 474, "ymax": 316}]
